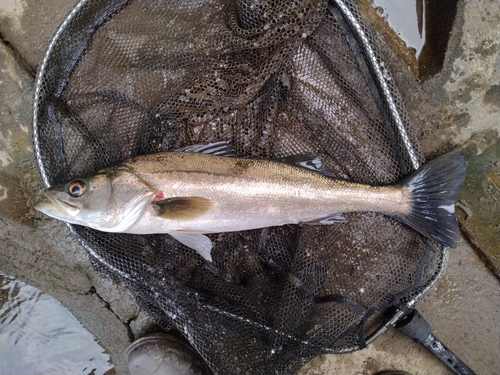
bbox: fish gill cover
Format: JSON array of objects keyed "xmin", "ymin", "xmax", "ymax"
[{"xmin": 33, "ymin": 1, "xmax": 446, "ymax": 374}]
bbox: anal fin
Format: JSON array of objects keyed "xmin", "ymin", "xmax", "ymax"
[{"xmin": 303, "ymin": 213, "xmax": 345, "ymax": 225}]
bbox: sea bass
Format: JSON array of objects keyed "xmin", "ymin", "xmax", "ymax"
[{"xmin": 35, "ymin": 143, "xmax": 466, "ymax": 262}]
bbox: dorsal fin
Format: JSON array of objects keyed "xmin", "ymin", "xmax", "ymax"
[
  {"xmin": 175, "ymin": 140, "xmax": 237, "ymax": 156},
  {"xmin": 279, "ymin": 155, "xmax": 335, "ymax": 177}
]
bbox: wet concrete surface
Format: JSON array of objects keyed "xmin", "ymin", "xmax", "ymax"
[{"xmin": 0, "ymin": 1, "xmax": 499, "ymax": 374}]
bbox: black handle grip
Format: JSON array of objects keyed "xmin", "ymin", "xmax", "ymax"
[{"xmin": 395, "ymin": 309, "xmax": 477, "ymax": 375}]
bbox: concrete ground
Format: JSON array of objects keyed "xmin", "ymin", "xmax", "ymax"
[{"xmin": 0, "ymin": 1, "xmax": 499, "ymax": 374}]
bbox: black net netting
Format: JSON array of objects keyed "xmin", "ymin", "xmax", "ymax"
[{"xmin": 33, "ymin": 1, "xmax": 447, "ymax": 374}]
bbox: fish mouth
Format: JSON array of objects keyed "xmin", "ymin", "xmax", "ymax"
[{"xmin": 35, "ymin": 191, "xmax": 80, "ymax": 218}]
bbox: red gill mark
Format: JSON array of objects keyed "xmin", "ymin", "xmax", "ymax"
[{"xmin": 155, "ymin": 190, "xmax": 165, "ymax": 200}]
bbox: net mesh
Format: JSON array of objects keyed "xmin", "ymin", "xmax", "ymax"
[{"xmin": 33, "ymin": 1, "xmax": 445, "ymax": 374}]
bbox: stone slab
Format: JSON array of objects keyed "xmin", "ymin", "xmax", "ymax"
[{"xmin": 411, "ymin": 0, "xmax": 500, "ymax": 156}]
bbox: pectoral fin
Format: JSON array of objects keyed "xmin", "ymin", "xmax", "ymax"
[
  {"xmin": 154, "ymin": 196, "xmax": 213, "ymax": 220},
  {"xmin": 169, "ymin": 231, "xmax": 213, "ymax": 262}
]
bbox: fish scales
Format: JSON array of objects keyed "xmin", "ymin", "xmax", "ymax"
[{"xmin": 121, "ymin": 152, "xmax": 405, "ymax": 234}]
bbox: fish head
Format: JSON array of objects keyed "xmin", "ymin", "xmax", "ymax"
[{"xmin": 35, "ymin": 169, "xmax": 156, "ymax": 232}]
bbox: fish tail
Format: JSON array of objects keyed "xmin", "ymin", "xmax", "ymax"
[{"xmin": 394, "ymin": 150, "xmax": 466, "ymax": 248}]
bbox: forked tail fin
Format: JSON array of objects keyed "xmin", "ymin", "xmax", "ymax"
[{"xmin": 394, "ymin": 150, "xmax": 466, "ymax": 248}]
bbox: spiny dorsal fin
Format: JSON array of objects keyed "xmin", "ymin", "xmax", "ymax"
[
  {"xmin": 154, "ymin": 196, "xmax": 213, "ymax": 220},
  {"xmin": 279, "ymin": 155, "xmax": 335, "ymax": 177},
  {"xmin": 175, "ymin": 140, "xmax": 237, "ymax": 156}
]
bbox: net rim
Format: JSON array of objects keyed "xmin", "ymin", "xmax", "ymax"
[{"xmin": 31, "ymin": 0, "xmax": 448, "ymax": 352}]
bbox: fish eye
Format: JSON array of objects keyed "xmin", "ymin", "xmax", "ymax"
[{"xmin": 68, "ymin": 180, "xmax": 87, "ymax": 197}]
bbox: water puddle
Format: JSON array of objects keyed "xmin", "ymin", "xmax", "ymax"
[
  {"xmin": 371, "ymin": 0, "xmax": 426, "ymax": 57},
  {"xmin": 369, "ymin": 0, "xmax": 458, "ymax": 80},
  {"xmin": 0, "ymin": 273, "xmax": 115, "ymax": 375}
]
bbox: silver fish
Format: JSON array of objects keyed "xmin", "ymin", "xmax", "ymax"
[{"xmin": 35, "ymin": 142, "xmax": 466, "ymax": 261}]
